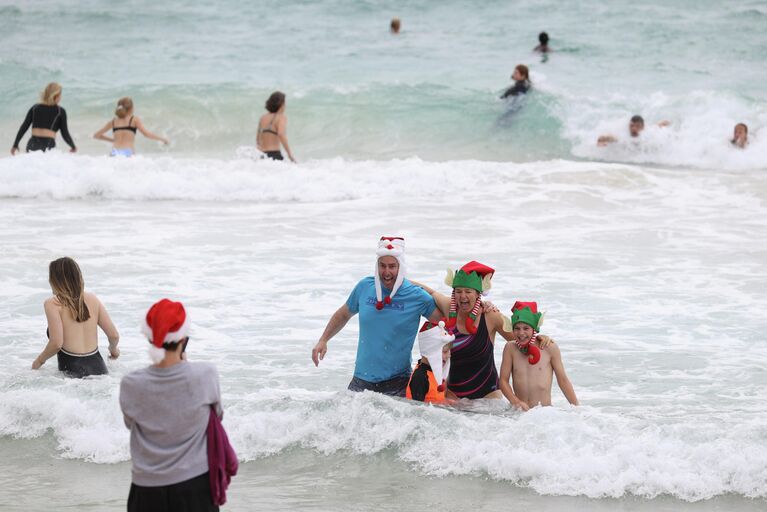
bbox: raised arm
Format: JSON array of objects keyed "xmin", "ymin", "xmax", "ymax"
[
  {"xmin": 278, "ymin": 116, "xmax": 296, "ymax": 163},
  {"xmin": 549, "ymin": 344, "xmax": 579, "ymax": 405},
  {"xmin": 312, "ymin": 304, "xmax": 354, "ymax": 366},
  {"xmin": 135, "ymin": 117, "xmax": 169, "ymax": 144},
  {"xmin": 499, "ymin": 343, "xmax": 529, "ymax": 411},
  {"xmin": 33, "ymin": 299, "xmax": 64, "ymax": 369},
  {"xmin": 12, "ymin": 107, "xmax": 33, "ymax": 154},
  {"xmin": 93, "ymin": 120, "xmax": 114, "ymax": 143},
  {"xmin": 59, "ymin": 108, "xmax": 77, "ymax": 152},
  {"xmin": 96, "ymin": 296, "xmax": 120, "ymax": 359},
  {"xmin": 410, "ymin": 280, "xmax": 451, "ymax": 318}
]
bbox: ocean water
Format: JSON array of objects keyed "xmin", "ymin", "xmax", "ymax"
[{"xmin": 1, "ymin": 1, "xmax": 766, "ymax": 510}]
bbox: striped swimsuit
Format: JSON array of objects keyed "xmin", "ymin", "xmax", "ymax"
[{"xmin": 447, "ymin": 314, "xmax": 499, "ymax": 399}]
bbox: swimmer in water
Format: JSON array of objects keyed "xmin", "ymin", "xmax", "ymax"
[
  {"xmin": 11, "ymin": 82, "xmax": 76, "ymax": 155},
  {"xmin": 257, "ymin": 91, "xmax": 297, "ymax": 163},
  {"xmin": 33, "ymin": 257, "xmax": 120, "ymax": 378},
  {"xmin": 390, "ymin": 17, "xmax": 401, "ymax": 34},
  {"xmin": 731, "ymin": 123, "xmax": 748, "ymax": 148},
  {"xmin": 534, "ymin": 32, "xmax": 550, "ymax": 53},
  {"xmin": 597, "ymin": 115, "xmax": 670, "ymax": 146},
  {"xmin": 500, "ymin": 65, "xmax": 531, "ymax": 99},
  {"xmin": 93, "ymin": 97, "xmax": 169, "ymax": 157}
]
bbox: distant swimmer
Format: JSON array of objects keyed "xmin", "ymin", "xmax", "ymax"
[
  {"xmin": 32, "ymin": 257, "xmax": 120, "ymax": 377},
  {"xmin": 597, "ymin": 115, "xmax": 670, "ymax": 146},
  {"xmin": 390, "ymin": 17, "xmax": 401, "ymax": 34},
  {"xmin": 499, "ymin": 302, "xmax": 578, "ymax": 409},
  {"xmin": 93, "ymin": 97, "xmax": 169, "ymax": 156},
  {"xmin": 500, "ymin": 65, "xmax": 531, "ymax": 99},
  {"xmin": 534, "ymin": 31, "xmax": 550, "ymax": 53},
  {"xmin": 11, "ymin": 82, "xmax": 76, "ymax": 155},
  {"xmin": 257, "ymin": 91, "xmax": 297, "ymax": 163},
  {"xmin": 731, "ymin": 123, "xmax": 748, "ymax": 148}
]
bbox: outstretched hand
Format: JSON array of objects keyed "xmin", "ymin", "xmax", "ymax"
[
  {"xmin": 109, "ymin": 346, "xmax": 120, "ymax": 359},
  {"xmin": 536, "ymin": 334, "xmax": 554, "ymax": 348},
  {"xmin": 312, "ymin": 340, "xmax": 327, "ymax": 367},
  {"xmin": 481, "ymin": 301, "xmax": 500, "ymax": 313},
  {"xmin": 31, "ymin": 357, "xmax": 43, "ymax": 370}
]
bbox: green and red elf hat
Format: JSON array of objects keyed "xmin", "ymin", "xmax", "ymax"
[
  {"xmin": 504, "ymin": 301, "xmax": 545, "ymax": 364},
  {"xmin": 443, "ymin": 261, "xmax": 494, "ymax": 335}
]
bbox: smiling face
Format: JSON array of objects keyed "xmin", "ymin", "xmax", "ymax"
[
  {"xmin": 454, "ymin": 287, "xmax": 479, "ymax": 313},
  {"xmin": 513, "ymin": 322, "xmax": 535, "ymax": 344},
  {"xmin": 378, "ymin": 256, "xmax": 399, "ymax": 290}
]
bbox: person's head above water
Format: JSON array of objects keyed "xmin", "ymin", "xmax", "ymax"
[
  {"xmin": 444, "ymin": 261, "xmax": 494, "ymax": 334},
  {"xmin": 374, "ymin": 236, "xmax": 406, "ymax": 310},
  {"xmin": 115, "ymin": 97, "xmax": 134, "ymax": 118},
  {"xmin": 142, "ymin": 298, "xmax": 190, "ymax": 364},
  {"xmin": 49, "ymin": 257, "xmax": 91, "ymax": 323},
  {"xmin": 732, "ymin": 123, "xmax": 748, "ymax": 148},
  {"xmin": 629, "ymin": 115, "xmax": 645, "ymax": 137},
  {"xmin": 390, "ymin": 17, "xmax": 401, "ymax": 33},
  {"xmin": 512, "ymin": 64, "xmax": 530, "ymax": 82},
  {"xmin": 265, "ymin": 91, "xmax": 286, "ymax": 113},
  {"xmin": 41, "ymin": 82, "xmax": 62, "ymax": 106},
  {"xmin": 539, "ymin": 32, "xmax": 549, "ymax": 46}
]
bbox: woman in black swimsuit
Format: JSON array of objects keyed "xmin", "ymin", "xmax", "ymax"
[
  {"xmin": 257, "ymin": 91, "xmax": 297, "ymax": 162},
  {"xmin": 11, "ymin": 82, "xmax": 77, "ymax": 154}
]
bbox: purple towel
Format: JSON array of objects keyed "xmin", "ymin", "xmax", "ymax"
[{"xmin": 207, "ymin": 406, "xmax": 238, "ymax": 506}]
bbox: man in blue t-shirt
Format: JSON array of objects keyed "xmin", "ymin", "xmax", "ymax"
[{"xmin": 312, "ymin": 237, "xmax": 442, "ymax": 396}]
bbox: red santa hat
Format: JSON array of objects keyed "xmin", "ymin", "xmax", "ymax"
[
  {"xmin": 373, "ymin": 236, "xmax": 406, "ymax": 310},
  {"xmin": 141, "ymin": 299, "xmax": 190, "ymax": 363}
]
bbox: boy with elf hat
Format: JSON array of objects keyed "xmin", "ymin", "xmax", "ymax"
[
  {"xmin": 411, "ymin": 262, "xmax": 552, "ymax": 401},
  {"xmin": 119, "ymin": 299, "xmax": 224, "ymax": 511},
  {"xmin": 312, "ymin": 237, "xmax": 443, "ymax": 397},
  {"xmin": 499, "ymin": 301, "xmax": 578, "ymax": 410},
  {"xmin": 406, "ymin": 320, "xmax": 455, "ymax": 403}
]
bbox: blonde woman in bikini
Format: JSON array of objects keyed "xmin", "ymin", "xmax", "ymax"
[{"xmin": 93, "ymin": 97, "xmax": 169, "ymax": 156}]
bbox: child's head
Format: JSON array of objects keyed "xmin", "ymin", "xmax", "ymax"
[
  {"xmin": 512, "ymin": 64, "xmax": 529, "ymax": 82},
  {"xmin": 417, "ymin": 321, "xmax": 455, "ymax": 387},
  {"xmin": 513, "ymin": 322, "xmax": 535, "ymax": 343},
  {"xmin": 441, "ymin": 342, "xmax": 452, "ymax": 363},
  {"xmin": 509, "ymin": 301, "xmax": 543, "ymax": 343}
]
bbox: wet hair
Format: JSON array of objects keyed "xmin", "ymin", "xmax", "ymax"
[
  {"xmin": 41, "ymin": 82, "xmax": 62, "ymax": 106},
  {"xmin": 115, "ymin": 97, "xmax": 133, "ymax": 118},
  {"xmin": 539, "ymin": 32, "xmax": 549, "ymax": 45},
  {"xmin": 49, "ymin": 257, "xmax": 90, "ymax": 322},
  {"xmin": 630, "ymin": 115, "xmax": 645, "ymax": 126},
  {"xmin": 265, "ymin": 91, "xmax": 286, "ymax": 113},
  {"xmin": 515, "ymin": 64, "xmax": 530, "ymax": 81},
  {"xmin": 390, "ymin": 17, "xmax": 401, "ymax": 32}
]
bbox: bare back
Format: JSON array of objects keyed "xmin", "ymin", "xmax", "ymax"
[
  {"xmin": 49, "ymin": 292, "xmax": 113, "ymax": 354},
  {"xmin": 509, "ymin": 342, "xmax": 554, "ymax": 407},
  {"xmin": 112, "ymin": 116, "xmax": 137, "ymax": 150},
  {"xmin": 257, "ymin": 113, "xmax": 283, "ymax": 151}
]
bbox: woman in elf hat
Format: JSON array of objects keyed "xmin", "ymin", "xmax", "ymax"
[
  {"xmin": 119, "ymin": 299, "xmax": 224, "ymax": 512},
  {"xmin": 413, "ymin": 262, "xmax": 551, "ymax": 402},
  {"xmin": 32, "ymin": 257, "xmax": 120, "ymax": 377}
]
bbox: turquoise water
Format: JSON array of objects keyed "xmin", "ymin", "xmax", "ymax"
[{"xmin": 1, "ymin": 0, "xmax": 766, "ymax": 165}]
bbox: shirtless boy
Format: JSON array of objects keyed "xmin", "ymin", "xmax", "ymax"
[{"xmin": 499, "ymin": 301, "xmax": 578, "ymax": 410}]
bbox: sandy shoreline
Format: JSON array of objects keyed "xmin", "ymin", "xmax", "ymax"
[{"xmin": 1, "ymin": 436, "xmax": 763, "ymax": 512}]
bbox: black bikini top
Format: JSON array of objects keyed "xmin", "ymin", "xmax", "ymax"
[{"xmin": 113, "ymin": 116, "xmax": 137, "ymax": 133}]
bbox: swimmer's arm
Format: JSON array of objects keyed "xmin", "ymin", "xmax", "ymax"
[
  {"xmin": 550, "ymin": 344, "xmax": 579, "ymax": 405},
  {"xmin": 34, "ymin": 300, "xmax": 64, "ymax": 368},
  {"xmin": 135, "ymin": 117, "xmax": 169, "ymax": 145},
  {"xmin": 499, "ymin": 343, "xmax": 529, "ymax": 411},
  {"xmin": 597, "ymin": 135, "xmax": 617, "ymax": 146},
  {"xmin": 96, "ymin": 297, "xmax": 120, "ymax": 359},
  {"xmin": 409, "ymin": 280, "xmax": 450, "ymax": 317},
  {"xmin": 93, "ymin": 121, "xmax": 114, "ymax": 143},
  {"xmin": 278, "ymin": 116, "xmax": 296, "ymax": 163},
  {"xmin": 312, "ymin": 304, "xmax": 354, "ymax": 366},
  {"xmin": 657, "ymin": 120, "xmax": 670, "ymax": 127}
]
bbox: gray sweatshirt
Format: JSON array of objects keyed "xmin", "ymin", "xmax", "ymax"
[{"xmin": 119, "ymin": 361, "xmax": 222, "ymax": 487}]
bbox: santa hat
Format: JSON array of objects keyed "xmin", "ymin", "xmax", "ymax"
[
  {"xmin": 141, "ymin": 299, "xmax": 190, "ymax": 363},
  {"xmin": 418, "ymin": 321, "xmax": 455, "ymax": 392},
  {"xmin": 374, "ymin": 236, "xmax": 406, "ymax": 311},
  {"xmin": 443, "ymin": 261, "xmax": 494, "ymax": 334}
]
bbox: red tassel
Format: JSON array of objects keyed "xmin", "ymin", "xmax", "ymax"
[
  {"xmin": 465, "ymin": 316, "xmax": 477, "ymax": 334},
  {"xmin": 437, "ymin": 383, "xmax": 445, "ymax": 392},
  {"xmin": 376, "ymin": 301, "xmax": 384, "ymax": 310},
  {"xmin": 384, "ymin": 296, "xmax": 391, "ymax": 304},
  {"xmin": 527, "ymin": 344, "xmax": 541, "ymax": 365}
]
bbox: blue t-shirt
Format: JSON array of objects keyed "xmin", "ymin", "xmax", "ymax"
[{"xmin": 346, "ymin": 277, "xmax": 436, "ymax": 383}]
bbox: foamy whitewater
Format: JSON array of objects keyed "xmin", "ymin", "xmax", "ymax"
[{"xmin": 1, "ymin": 1, "xmax": 766, "ymax": 510}]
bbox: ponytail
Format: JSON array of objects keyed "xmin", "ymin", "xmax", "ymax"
[{"xmin": 115, "ymin": 97, "xmax": 133, "ymax": 118}]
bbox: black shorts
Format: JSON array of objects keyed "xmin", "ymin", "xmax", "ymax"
[
  {"xmin": 57, "ymin": 348, "xmax": 108, "ymax": 378},
  {"xmin": 263, "ymin": 150, "xmax": 283, "ymax": 161},
  {"xmin": 128, "ymin": 472, "xmax": 218, "ymax": 512},
  {"xmin": 26, "ymin": 136, "xmax": 56, "ymax": 152},
  {"xmin": 347, "ymin": 374, "xmax": 410, "ymax": 397}
]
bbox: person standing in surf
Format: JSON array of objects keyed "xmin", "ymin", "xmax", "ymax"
[
  {"xmin": 412, "ymin": 262, "xmax": 552, "ymax": 402},
  {"xmin": 93, "ymin": 97, "xmax": 169, "ymax": 156},
  {"xmin": 257, "ymin": 91, "xmax": 297, "ymax": 162},
  {"xmin": 312, "ymin": 237, "xmax": 442, "ymax": 396},
  {"xmin": 499, "ymin": 301, "xmax": 578, "ymax": 409},
  {"xmin": 11, "ymin": 82, "xmax": 77, "ymax": 154},
  {"xmin": 120, "ymin": 299, "xmax": 224, "ymax": 512},
  {"xmin": 32, "ymin": 257, "xmax": 120, "ymax": 377}
]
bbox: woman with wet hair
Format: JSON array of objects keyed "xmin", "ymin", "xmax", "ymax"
[
  {"xmin": 256, "ymin": 91, "xmax": 297, "ymax": 162},
  {"xmin": 33, "ymin": 257, "xmax": 120, "ymax": 377}
]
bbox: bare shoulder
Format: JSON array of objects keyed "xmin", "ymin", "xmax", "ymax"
[
  {"xmin": 543, "ymin": 341, "xmax": 562, "ymax": 357},
  {"xmin": 44, "ymin": 296, "xmax": 61, "ymax": 309},
  {"xmin": 84, "ymin": 291, "xmax": 101, "ymax": 309}
]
